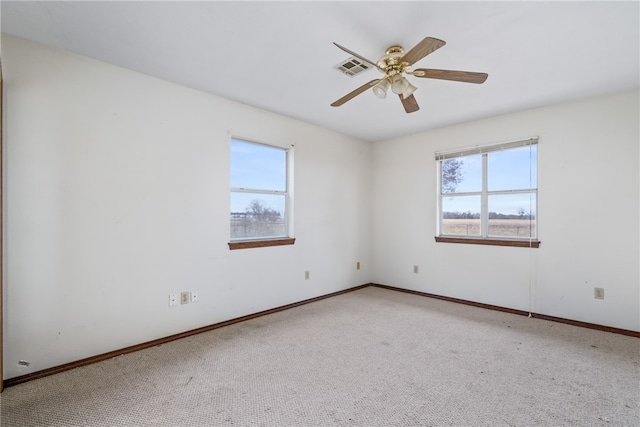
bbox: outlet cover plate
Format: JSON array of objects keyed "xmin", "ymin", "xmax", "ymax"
[
  {"xmin": 169, "ymin": 294, "xmax": 178, "ymax": 307},
  {"xmin": 181, "ymin": 291, "xmax": 190, "ymax": 304},
  {"xmin": 594, "ymin": 287, "xmax": 604, "ymax": 300}
]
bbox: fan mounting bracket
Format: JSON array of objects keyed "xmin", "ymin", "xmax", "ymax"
[
  {"xmin": 384, "ymin": 46, "xmax": 404, "ymax": 55},
  {"xmin": 377, "ymin": 46, "xmax": 411, "ymax": 78}
]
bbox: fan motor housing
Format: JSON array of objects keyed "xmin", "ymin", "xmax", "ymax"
[{"xmin": 377, "ymin": 46, "xmax": 408, "ymax": 77}]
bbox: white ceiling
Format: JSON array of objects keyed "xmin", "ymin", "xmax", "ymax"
[{"xmin": 1, "ymin": 1, "xmax": 638, "ymax": 142}]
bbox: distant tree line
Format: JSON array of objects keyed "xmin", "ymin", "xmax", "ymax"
[
  {"xmin": 231, "ymin": 200, "xmax": 282, "ymax": 222},
  {"xmin": 443, "ymin": 210, "xmax": 536, "ymax": 220},
  {"xmin": 231, "ymin": 200, "xmax": 284, "ymax": 239}
]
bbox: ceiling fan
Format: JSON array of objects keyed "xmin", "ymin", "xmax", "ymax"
[{"xmin": 331, "ymin": 37, "xmax": 488, "ymax": 113}]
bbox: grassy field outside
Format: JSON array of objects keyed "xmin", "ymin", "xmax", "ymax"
[
  {"xmin": 442, "ymin": 218, "xmax": 536, "ymax": 238},
  {"xmin": 231, "ymin": 215, "xmax": 285, "ymax": 239}
]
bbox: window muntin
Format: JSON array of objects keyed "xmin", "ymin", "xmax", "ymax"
[
  {"xmin": 437, "ymin": 139, "xmax": 538, "ymax": 241},
  {"xmin": 230, "ymin": 138, "xmax": 290, "ymax": 241}
]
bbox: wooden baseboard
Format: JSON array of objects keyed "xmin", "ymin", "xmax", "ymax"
[
  {"xmin": 373, "ymin": 283, "xmax": 640, "ymax": 338},
  {"xmin": 5, "ymin": 282, "xmax": 636, "ymax": 389},
  {"xmin": 3, "ymin": 284, "xmax": 371, "ymax": 389}
]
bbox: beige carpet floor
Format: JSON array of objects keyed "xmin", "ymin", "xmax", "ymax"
[{"xmin": 1, "ymin": 286, "xmax": 639, "ymax": 426}]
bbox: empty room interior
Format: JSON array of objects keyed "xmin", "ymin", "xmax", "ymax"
[{"xmin": 0, "ymin": 1, "xmax": 639, "ymax": 426}]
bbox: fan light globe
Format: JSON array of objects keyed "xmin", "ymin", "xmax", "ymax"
[
  {"xmin": 391, "ymin": 74, "xmax": 409, "ymax": 95},
  {"xmin": 372, "ymin": 79, "xmax": 390, "ymax": 99},
  {"xmin": 402, "ymin": 81, "xmax": 418, "ymax": 98}
]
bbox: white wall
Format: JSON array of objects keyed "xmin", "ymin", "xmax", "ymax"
[
  {"xmin": 372, "ymin": 89, "xmax": 639, "ymax": 332},
  {"xmin": 3, "ymin": 34, "xmax": 638, "ymax": 382},
  {"xmin": 2, "ymin": 35, "xmax": 372, "ymax": 379}
]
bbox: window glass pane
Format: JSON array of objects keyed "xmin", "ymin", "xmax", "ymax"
[
  {"xmin": 441, "ymin": 154, "xmax": 482, "ymax": 194},
  {"xmin": 488, "ymin": 145, "xmax": 537, "ymax": 191},
  {"xmin": 230, "ymin": 192, "xmax": 286, "ymax": 239},
  {"xmin": 441, "ymin": 195, "xmax": 481, "ymax": 236},
  {"xmin": 230, "ymin": 139, "xmax": 286, "ymax": 191},
  {"xmin": 488, "ymin": 193, "xmax": 536, "ymax": 238}
]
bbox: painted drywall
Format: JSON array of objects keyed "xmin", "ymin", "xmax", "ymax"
[
  {"xmin": 1, "ymin": 35, "xmax": 372, "ymax": 379},
  {"xmin": 2, "ymin": 33, "xmax": 638, "ymax": 382},
  {"xmin": 372, "ymin": 88, "xmax": 640, "ymax": 331}
]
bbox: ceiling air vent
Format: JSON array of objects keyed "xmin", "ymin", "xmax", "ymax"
[{"xmin": 334, "ymin": 57, "xmax": 372, "ymax": 77}]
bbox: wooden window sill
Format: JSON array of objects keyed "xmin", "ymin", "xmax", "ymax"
[
  {"xmin": 228, "ymin": 238, "xmax": 296, "ymax": 250},
  {"xmin": 435, "ymin": 236, "xmax": 540, "ymax": 248}
]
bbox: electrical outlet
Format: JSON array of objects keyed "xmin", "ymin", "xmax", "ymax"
[
  {"xmin": 305, "ymin": 270, "xmax": 310, "ymax": 280},
  {"xmin": 356, "ymin": 262, "xmax": 361, "ymax": 270},
  {"xmin": 169, "ymin": 294, "xmax": 178, "ymax": 307},
  {"xmin": 190, "ymin": 290, "xmax": 199, "ymax": 303},
  {"xmin": 413, "ymin": 265, "xmax": 419, "ymax": 274},
  {"xmin": 181, "ymin": 291, "xmax": 190, "ymax": 304},
  {"xmin": 594, "ymin": 287, "xmax": 604, "ymax": 300}
]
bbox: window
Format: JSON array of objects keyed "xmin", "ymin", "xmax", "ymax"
[
  {"xmin": 229, "ymin": 138, "xmax": 294, "ymax": 250},
  {"xmin": 436, "ymin": 138, "xmax": 539, "ymax": 248}
]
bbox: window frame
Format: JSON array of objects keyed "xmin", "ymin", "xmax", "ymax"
[
  {"xmin": 435, "ymin": 138, "xmax": 540, "ymax": 248},
  {"xmin": 228, "ymin": 137, "xmax": 295, "ymax": 250}
]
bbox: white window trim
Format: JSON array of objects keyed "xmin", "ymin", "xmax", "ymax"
[
  {"xmin": 229, "ymin": 137, "xmax": 295, "ymax": 247},
  {"xmin": 435, "ymin": 137, "xmax": 539, "ymax": 246}
]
